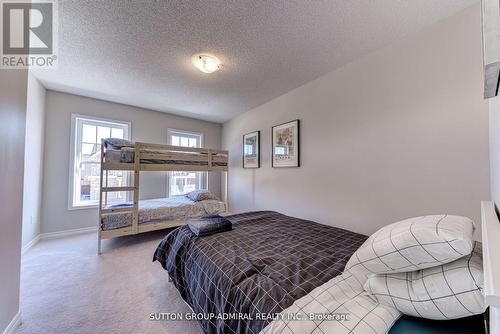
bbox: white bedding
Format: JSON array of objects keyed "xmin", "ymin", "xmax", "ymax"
[{"xmin": 101, "ymin": 197, "xmax": 226, "ymax": 231}]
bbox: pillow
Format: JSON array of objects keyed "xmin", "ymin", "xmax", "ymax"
[
  {"xmin": 364, "ymin": 242, "xmax": 485, "ymax": 320},
  {"xmin": 345, "ymin": 215, "xmax": 474, "ymax": 281},
  {"xmin": 185, "ymin": 189, "xmax": 218, "ymax": 202},
  {"xmin": 188, "ymin": 215, "xmax": 232, "ymax": 237},
  {"xmin": 103, "ymin": 138, "xmax": 134, "ymax": 150}
]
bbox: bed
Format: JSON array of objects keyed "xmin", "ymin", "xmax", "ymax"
[
  {"xmin": 97, "ymin": 139, "xmax": 229, "ymax": 254},
  {"xmin": 153, "ymin": 211, "xmax": 367, "ymax": 334},
  {"xmin": 101, "ymin": 197, "xmax": 226, "ymax": 231},
  {"xmin": 154, "ymin": 210, "xmax": 488, "ymax": 334}
]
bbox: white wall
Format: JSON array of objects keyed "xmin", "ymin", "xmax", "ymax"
[
  {"xmin": 222, "ymin": 5, "xmax": 490, "ymax": 237},
  {"xmin": 41, "ymin": 91, "xmax": 222, "ymax": 234},
  {"xmin": 22, "ymin": 73, "xmax": 46, "ymax": 248},
  {"xmin": 0, "ymin": 70, "xmax": 27, "ymax": 333},
  {"xmin": 489, "ymin": 96, "xmax": 500, "ymax": 203}
]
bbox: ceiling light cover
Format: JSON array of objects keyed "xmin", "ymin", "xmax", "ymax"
[{"xmin": 192, "ymin": 54, "xmax": 221, "ymax": 73}]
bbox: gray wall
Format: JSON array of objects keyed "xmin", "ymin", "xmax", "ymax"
[
  {"xmin": 0, "ymin": 70, "xmax": 27, "ymax": 333},
  {"xmin": 22, "ymin": 73, "xmax": 46, "ymax": 247},
  {"xmin": 222, "ymin": 5, "xmax": 490, "ymax": 237},
  {"xmin": 41, "ymin": 91, "xmax": 222, "ymax": 233}
]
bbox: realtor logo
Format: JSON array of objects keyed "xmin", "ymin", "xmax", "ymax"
[{"xmin": 1, "ymin": 0, "xmax": 57, "ymax": 68}]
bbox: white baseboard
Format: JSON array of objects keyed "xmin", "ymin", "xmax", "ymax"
[
  {"xmin": 2, "ymin": 311, "xmax": 21, "ymax": 334},
  {"xmin": 22, "ymin": 234, "xmax": 41, "ymax": 255},
  {"xmin": 40, "ymin": 226, "xmax": 97, "ymax": 240},
  {"xmin": 22, "ymin": 226, "xmax": 97, "ymax": 255}
]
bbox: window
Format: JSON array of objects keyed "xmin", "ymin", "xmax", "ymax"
[
  {"xmin": 167, "ymin": 129, "xmax": 204, "ymax": 196},
  {"xmin": 69, "ymin": 115, "xmax": 130, "ymax": 209}
]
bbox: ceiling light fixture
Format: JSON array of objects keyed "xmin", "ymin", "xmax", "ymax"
[{"xmin": 192, "ymin": 54, "xmax": 221, "ymax": 74}]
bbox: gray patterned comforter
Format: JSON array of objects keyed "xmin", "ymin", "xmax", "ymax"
[
  {"xmin": 154, "ymin": 211, "xmax": 368, "ymax": 334},
  {"xmin": 101, "ymin": 197, "xmax": 226, "ymax": 230}
]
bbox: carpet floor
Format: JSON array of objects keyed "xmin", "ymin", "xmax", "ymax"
[{"xmin": 16, "ymin": 230, "xmax": 204, "ymax": 334}]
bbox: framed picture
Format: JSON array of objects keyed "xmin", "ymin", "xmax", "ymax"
[
  {"xmin": 243, "ymin": 131, "xmax": 260, "ymax": 168},
  {"xmin": 272, "ymin": 119, "xmax": 300, "ymax": 168}
]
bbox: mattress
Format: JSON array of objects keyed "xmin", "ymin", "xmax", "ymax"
[
  {"xmin": 101, "ymin": 197, "xmax": 226, "ymax": 231},
  {"xmin": 105, "ymin": 147, "xmax": 228, "ymax": 166},
  {"xmin": 153, "ymin": 211, "xmax": 368, "ymax": 334}
]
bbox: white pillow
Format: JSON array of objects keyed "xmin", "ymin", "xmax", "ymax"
[
  {"xmin": 345, "ymin": 215, "xmax": 475, "ymax": 282},
  {"xmin": 364, "ymin": 242, "xmax": 485, "ymax": 320}
]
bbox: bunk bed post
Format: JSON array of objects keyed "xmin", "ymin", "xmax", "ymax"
[
  {"xmin": 206, "ymin": 171, "xmax": 209, "ymax": 189},
  {"xmin": 224, "ymin": 170, "xmax": 229, "ymax": 212},
  {"xmin": 97, "ymin": 139, "xmax": 104, "ymax": 254},
  {"xmin": 207, "ymin": 149, "xmax": 212, "ymax": 192},
  {"xmin": 105, "ymin": 170, "xmax": 109, "ymax": 206},
  {"xmin": 132, "ymin": 142, "xmax": 141, "ymax": 234},
  {"xmin": 208, "ymin": 148, "xmax": 212, "ymax": 170}
]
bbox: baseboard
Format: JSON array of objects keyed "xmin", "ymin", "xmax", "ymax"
[
  {"xmin": 21, "ymin": 227, "xmax": 97, "ymax": 255},
  {"xmin": 40, "ymin": 226, "xmax": 97, "ymax": 240},
  {"xmin": 2, "ymin": 311, "xmax": 21, "ymax": 334},
  {"xmin": 22, "ymin": 234, "xmax": 41, "ymax": 255}
]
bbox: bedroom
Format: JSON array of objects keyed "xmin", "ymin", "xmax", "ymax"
[{"xmin": 1, "ymin": 0, "xmax": 499, "ymax": 333}]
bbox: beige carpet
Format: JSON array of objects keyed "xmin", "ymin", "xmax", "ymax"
[{"xmin": 16, "ymin": 230, "xmax": 204, "ymax": 334}]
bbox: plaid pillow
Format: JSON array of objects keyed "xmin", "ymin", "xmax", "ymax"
[
  {"xmin": 364, "ymin": 242, "xmax": 485, "ymax": 320},
  {"xmin": 345, "ymin": 215, "xmax": 475, "ymax": 282},
  {"xmin": 185, "ymin": 189, "xmax": 218, "ymax": 202},
  {"xmin": 187, "ymin": 215, "xmax": 232, "ymax": 237}
]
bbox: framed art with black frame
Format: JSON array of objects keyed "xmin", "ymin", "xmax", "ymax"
[
  {"xmin": 243, "ymin": 130, "xmax": 260, "ymax": 168},
  {"xmin": 272, "ymin": 119, "xmax": 300, "ymax": 168}
]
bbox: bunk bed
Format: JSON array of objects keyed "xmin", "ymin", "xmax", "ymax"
[{"xmin": 97, "ymin": 139, "xmax": 229, "ymax": 254}]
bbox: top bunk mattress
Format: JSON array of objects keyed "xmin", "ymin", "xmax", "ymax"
[{"xmin": 101, "ymin": 196, "xmax": 226, "ymax": 231}]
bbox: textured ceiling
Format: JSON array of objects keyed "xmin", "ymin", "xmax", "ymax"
[{"xmin": 33, "ymin": 0, "xmax": 478, "ymax": 123}]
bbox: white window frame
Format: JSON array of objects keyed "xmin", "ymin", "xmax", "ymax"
[
  {"xmin": 68, "ymin": 114, "xmax": 131, "ymax": 210},
  {"xmin": 167, "ymin": 128, "xmax": 207, "ymax": 197}
]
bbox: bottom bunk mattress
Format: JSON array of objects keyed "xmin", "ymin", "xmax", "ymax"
[
  {"xmin": 153, "ymin": 211, "xmax": 367, "ymax": 334},
  {"xmin": 101, "ymin": 197, "xmax": 226, "ymax": 231}
]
